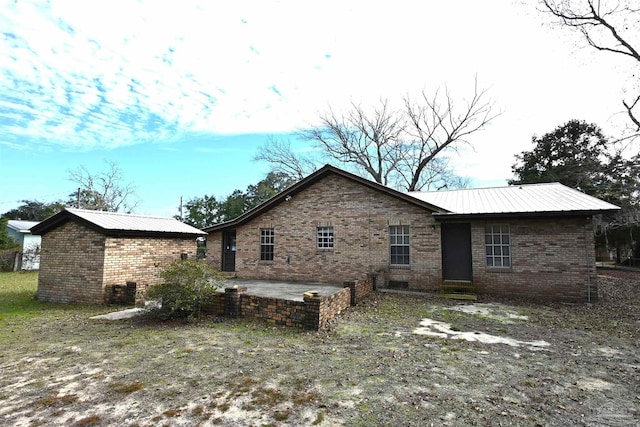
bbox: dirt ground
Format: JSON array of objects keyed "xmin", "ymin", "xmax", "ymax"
[{"xmin": 1, "ymin": 270, "xmax": 638, "ymax": 426}]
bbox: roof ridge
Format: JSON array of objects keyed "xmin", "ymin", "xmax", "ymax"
[
  {"xmin": 408, "ymin": 182, "xmax": 562, "ymax": 195},
  {"xmin": 66, "ymin": 208, "xmax": 175, "ymax": 221}
]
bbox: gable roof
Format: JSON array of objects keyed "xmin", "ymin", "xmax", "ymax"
[
  {"xmin": 7, "ymin": 220, "xmax": 40, "ymax": 234},
  {"xmin": 410, "ymin": 182, "xmax": 620, "ymax": 220},
  {"xmin": 204, "ymin": 166, "xmax": 621, "ymax": 232},
  {"xmin": 203, "ymin": 164, "xmax": 446, "ymax": 232},
  {"xmin": 31, "ymin": 208, "xmax": 206, "ymax": 237}
]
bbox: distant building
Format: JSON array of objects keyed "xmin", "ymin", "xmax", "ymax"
[{"xmin": 7, "ymin": 220, "xmax": 41, "ymax": 270}]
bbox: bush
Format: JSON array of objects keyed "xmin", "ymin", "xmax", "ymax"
[
  {"xmin": 0, "ymin": 249, "xmax": 18, "ymax": 272},
  {"xmin": 145, "ymin": 259, "xmax": 224, "ymax": 320}
]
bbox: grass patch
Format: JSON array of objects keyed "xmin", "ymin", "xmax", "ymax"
[
  {"xmin": 0, "ymin": 271, "xmax": 41, "ymax": 317},
  {"xmin": 163, "ymin": 408, "xmax": 179, "ymax": 417},
  {"xmin": 73, "ymin": 415, "xmax": 101, "ymax": 426},
  {"xmin": 109, "ymin": 381, "xmax": 144, "ymax": 393},
  {"xmin": 0, "ymin": 271, "xmax": 106, "ymax": 324},
  {"xmin": 312, "ymin": 411, "xmax": 325, "ymax": 425},
  {"xmin": 35, "ymin": 394, "xmax": 78, "ymax": 408}
]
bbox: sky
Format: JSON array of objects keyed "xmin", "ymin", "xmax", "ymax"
[{"xmin": 0, "ymin": 0, "xmax": 634, "ymax": 218}]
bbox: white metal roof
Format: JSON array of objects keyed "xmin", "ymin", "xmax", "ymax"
[
  {"xmin": 63, "ymin": 208, "xmax": 206, "ymax": 235},
  {"xmin": 7, "ymin": 220, "xmax": 39, "ymax": 233},
  {"xmin": 408, "ymin": 182, "xmax": 620, "ymax": 215}
]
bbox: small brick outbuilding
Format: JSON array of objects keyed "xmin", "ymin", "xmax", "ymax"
[
  {"xmin": 204, "ymin": 165, "xmax": 619, "ymax": 303},
  {"xmin": 31, "ymin": 208, "xmax": 206, "ymax": 304}
]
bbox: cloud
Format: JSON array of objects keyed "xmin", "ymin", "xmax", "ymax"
[
  {"xmin": 0, "ymin": 0, "xmax": 628, "ymax": 162},
  {"xmin": 0, "ymin": 1, "xmax": 326, "ymax": 150}
]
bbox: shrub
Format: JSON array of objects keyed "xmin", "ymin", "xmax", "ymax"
[
  {"xmin": 0, "ymin": 249, "xmax": 18, "ymax": 272},
  {"xmin": 145, "ymin": 259, "xmax": 224, "ymax": 320}
]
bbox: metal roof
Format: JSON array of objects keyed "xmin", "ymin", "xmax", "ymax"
[
  {"xmin": 31, "ymin": 208, "xmax": 206, "ymax": 236},
  {"xmin": 7, "ymin": 220, "xmax": 39, "ymax": 233},
  {"xmin": 408, "ymin": 182, "xmax": 620, "ymax": 216}
]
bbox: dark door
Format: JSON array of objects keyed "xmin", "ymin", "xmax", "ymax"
[
  {"xmin": 441, "ymin": 223, "xmax": 472, "ymax": 281},
  {"xmin": 222, "ymin": 230, "xmax": 236, "ymax": 272}
]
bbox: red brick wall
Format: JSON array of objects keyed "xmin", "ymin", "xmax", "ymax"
[
  {"xmin": 210, "ymin": 174, "xmax": 442, "ymax": 291},
  {"xmin": 207, "ymin": 232, "xmax": 223, "ymax": 269},
  {"xmin": 103, "ymin": 236, "xmax": 198, "ymax": 294},
  {"xmin": 240, "ymin": 295, "xmax": 307, "ymax": 327},
  {"xmin": 206, "ymin": 174, "xmax": 598, "ymax": 302},
  {"xmin": 471, "ymin": 217, "xmax": 597, "ymax": 302},
  {"xmin": 318, "ymin": 287, "xmax": 352, "ymax": 329},
  {"xmin": 37, "ymin": 220, "xmax": 199, "ymax": 304},
  {"xmin": 37, "ymin": 221, "xmax": 107, "ymax": 304}
]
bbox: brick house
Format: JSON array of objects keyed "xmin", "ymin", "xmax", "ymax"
[
  {"xmin": 204, "ymin": 165, "xmax": 619, "ymax": 302},
  {"xmin": 31, "ymin": 209, "xmax": 206, "ymax": 304}
]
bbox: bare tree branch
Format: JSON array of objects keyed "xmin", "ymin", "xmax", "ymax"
[
  {"xmin": 67, "ymin": 160, "xmax": 137, "ymax": 212},
  {"xmin": 254, "ymin": 137, "xmax": 318, "ymax": 181},
  {"xmin": 301, "ymin": 99, "xmax": 405, "ymax": 186},
  {"xmin": 540, "ymin": 0, "xmax": 640, "ymax": 134},
  {"xmin": 255, "ymin": 79, "xmax": 497, "ymax": 191},
  {"xmin": 401, "ymin": 76, "xmax": 498, "ymax": 191}
]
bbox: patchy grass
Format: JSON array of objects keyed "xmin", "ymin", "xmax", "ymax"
[
  {"xmin": 1, "ymin": 271, "xmax": 639, "ymax": 426},
  {"xmin": 0, "ymin": 271, "xmax": 41, "ymax": 316},
  {"xmin": 109, "ymin": 381, "xmax": 144, "ymax": 394},
  {"xmin": 35, "ymin": 394, "xmax": 78, "ymax": 408}
]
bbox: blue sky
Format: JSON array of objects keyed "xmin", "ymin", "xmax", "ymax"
[{"xmin": 0, "ymin": 0, "xmax": 631, "ymax": 217}]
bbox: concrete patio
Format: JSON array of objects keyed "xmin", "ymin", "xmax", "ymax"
[{"xmin": 221, "ymin": 279, "xmax": 344, "ymax": 301}]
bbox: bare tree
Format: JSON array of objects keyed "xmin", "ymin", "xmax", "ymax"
[
  {"xmin": 253, "ymin": 137, "xmax": 318, "ymax": 181},
  {"xmin": 401, "ymin": 78, "xmax": 497, "ymax": 191},
  {"xmin": 396, "ymin": 156, "xmax": 471, "ymax": 192},
  {"xmin": 67, "ymin": 160, "xmax": 138, "ymax": 212},
  {"xmin": 301, "ymin": 99, "xmax": 406, "ymax": 186},
  {"xmin": 255, "ymin": 79, "xmax": 496, "ymax": 190},
  {"xmin": 540, "ymin": 0, "xmax": 640, "ymax": 134}
]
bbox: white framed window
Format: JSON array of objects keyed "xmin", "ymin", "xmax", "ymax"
[
  {"xmin": 389, "ymin": 225, "xmax": 410, "ymax": 265},
  {"xmin": 317, "ymin": 226, "xmax": 334, "ymax": 249},
  {"xmin": 260, "ymin": 228, "xmax": 274, "ymax": 261},
  {"xmin": 485, "ymin": 224, "xmax": 511, "ymax": 268}
]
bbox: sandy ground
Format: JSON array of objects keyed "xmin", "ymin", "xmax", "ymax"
[{"xmin": 1, "ymin": 270, "xmax": 638, "ymax": 426}]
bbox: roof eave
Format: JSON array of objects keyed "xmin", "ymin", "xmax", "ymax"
[
  {"xmin": 30, "ymin": 209, "xmax": 206, "ymax": 237},
  {"xmin": 102, "ymin": 230, "xmax": 206, "ymax": 238}
]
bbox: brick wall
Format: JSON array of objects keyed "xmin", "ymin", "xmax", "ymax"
[
  {"xmin": 206, "ymin": 174, "xmax": 599, "ymax": 302},
  {"xmin": 241, "ymin": 294, "xmax": 307, "ymax": 327},
  {"xmin": 317, "ymin": 287, "xmax": 352, "ymax": 329},
  {"xmin": 103, "ymin": 236, "xmax": 198, "ymax": 295},
  {"xmin": 37, "ymin": 220, "xmax": 199, "ymax": 304},
  {"xmin": 471, "ymin": 217, "xmax": 597, "ymax": 302},
  {"xmin": 210, "ymin": 174, "xmax": 442, "ymax": 291},
  {"xmin": 201, "ymin": 282, "xmax": 368, "ymax": 330},
  {"xmin": 207, "ymin": 232, "xmax": 223, "ymax": 270},
  {"xmin": 37, "ymin": 221, "xmax": 107, "ymax": 303},
  {"xmin": 344, "ymin": 276, "xmax": 375, "ymax": 305}
]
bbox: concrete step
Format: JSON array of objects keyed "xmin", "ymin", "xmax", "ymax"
[
  {"xmin": 436, "ymin": 292, "xmax": 478, "ymax": 301},
  {"xmin": 441, "ymin": 280, "xmax": 475, "ymax": 292}
]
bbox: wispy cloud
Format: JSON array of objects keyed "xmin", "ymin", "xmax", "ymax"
[{"xmin": 0, "ymin": 1, "xmax": 338, "ymax": 150}]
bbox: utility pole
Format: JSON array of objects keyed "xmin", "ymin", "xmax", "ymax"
[
  {"xmin": 179, "ymin": 196, "xmax": 183, "ymax": 222},
  {"xmin": 77, "ymin": 187, "xmax": 81, "ymax": 209}
]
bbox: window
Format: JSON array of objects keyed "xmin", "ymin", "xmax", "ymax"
[
  {"xmin": 389, "ymin": 225, "xmax": 410, "ymax": 265},
  {"xmin": 317, "ymin": 226, "xmax": 334, "ymax": 249},
  {"xmin": 485, "ymin": 224, "xmax": 510, "ymax": 268},
  {"xmin": 260, "ymin": 228, "xmax": 274, "ymax": 261}
]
